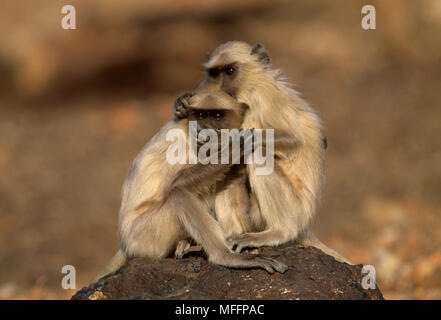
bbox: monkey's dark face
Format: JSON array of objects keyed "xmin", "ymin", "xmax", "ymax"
[
  {"xmin": 203, "ymin": 42, "xmax": 271, "ymax": 98},
  {"xmin": 188, "ymin": 107, "xmax": 241, "ymax": 132},
  {"xmin": 187, "ymin": 84, "xmax": 246, "ymax": 131},
  {"xmin": 204, "ymin": 63, "xmax": 240, "ymax": 97},
  {"xmin": 189, "ymin": 108, "xmax": 225, "ymax": 124}
]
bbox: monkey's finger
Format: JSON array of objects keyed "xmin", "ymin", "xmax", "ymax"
[
  {"xmin": 234, "ymin": 243, "xmax": 247, "ymax": 253},
  {"xmin": 175, "ymin": 92, "xmax": 193, "ymax": 103},
  {"xmin": 175, "ymin": 109, "xmax": 188, "ymax": 118},
  {"xmin": 226, "ymin": 238, "xmax": 235, "ymax": 250},
  {"xmin": 178, "ymin": 92, "xmax": 193, "ymax": 107},
  {"xmin": 173, "ymin": 93, "xmax": 193, "ymax": 118},
  {"xmin": 231, "ymin": 242, "xmax": 240, "ymax": 252},
  {"xmin": 181, "ymin": 92, "xmax": 194, "ymax": 99},
  {"xmin": 227, "ymin": 235, "xmax": 247, "ymax": 252},
  {"xmin": 174, "ymin": 105, "xmax": 188, "ymax": 118}
]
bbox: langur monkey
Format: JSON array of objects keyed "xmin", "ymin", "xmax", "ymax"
[
  {"xmin": 91, "ymin": 84, "xmax": 287, "ymax": 284},
  {"xmin": 175, "ymin": 41, "xmax": 351, "ymax": 264}
]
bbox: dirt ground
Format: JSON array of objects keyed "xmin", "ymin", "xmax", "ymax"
[{"xmin": 0, "ymin": 0, "xmax": 440, "ymax": 299}]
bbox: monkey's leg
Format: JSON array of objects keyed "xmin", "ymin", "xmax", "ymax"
[
  {"xmin": 230, "ymin": 166, "xmax": 307, "ymax": 253},
  {"xmin": 297, "ymin": 229, "xmax": 353, "ymax": 265},
  {"xmin": 248, "ymin": 192, "xmax": 266, "ymax": 231},
  {"xmin": 171, "ymin": 188, "xmax": 287, "ymax": 274},
  {"xmin": 124, "ymin": 201, "xmax": 186, "ymax": 259},
  {"xmin": 215, "ymin": 175, "xmax": 253, "ymax": 238}
]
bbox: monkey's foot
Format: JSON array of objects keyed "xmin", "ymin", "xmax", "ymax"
[
  {"xmin": 251, "ymin": 255, "xmax": 288, "ymax": 274},
  {"xmin": 222, "ymin": 252, "xmax": 288, "ymax": 274},
  {"xmin": 174, "ymin": 240, "xmax": 191, "ymax": 259},
  {"xmin": 173, "ymin": 92, "xmax": 193, "ymax": 119}
]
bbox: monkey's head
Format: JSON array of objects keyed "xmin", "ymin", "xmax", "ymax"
[
  {"xmin": 202, "ymin": 41, "xmax": 271, "ymax": 99},
  {"xmin": 187, "ymin": 83, "xmax": 248, "ymax": 131}
]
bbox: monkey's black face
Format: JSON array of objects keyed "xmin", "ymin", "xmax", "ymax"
[
  {"xmin": 190, "ymin": 109, "xmax": 225, "ymax": 122},
  {"xmin": 207, "ymin": 64, "xmax": 236, "ymax": 78},
  {"xmin": 203, "ymin": 43, "xmax": 271, "ymax": 99},
  {"xmin": 205, "ymin": 64, "xmax": 239, "ymax": 97},
  {"xmin": 188, "ymin": 107, "xmax": 241, "ymax": 132}
]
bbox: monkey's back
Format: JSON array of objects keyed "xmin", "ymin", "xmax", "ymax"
[{"xmin": 118, "ymin": 120, "xmax": 189, "ymax": 219}]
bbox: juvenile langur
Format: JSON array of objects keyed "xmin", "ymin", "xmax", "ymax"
[
  {"xmin": 175, "ymin": 95, "xmax": 258, "ymax": 239},
  {"xmin": 175, "ymin": 41, "xmax": 350, "ymax": 264},
  {"xmin": 92, "ymin": 85, "xmax": 287, "ymax": 284}
]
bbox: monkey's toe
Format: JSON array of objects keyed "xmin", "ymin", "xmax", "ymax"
[
  {"xmin": 174, "ymin": 240, "xmax": 191, "ymax": 259},
  {"xmin": 270, "ymin": 258, "xmax": 288, "ymax": 273},
  {"xmin": 255, "ymin": 256, "xmax": 287, "ymax": 274},
  {"xmin": 254, "ymin": 257, "xmax": 275, "ymax": 274}
]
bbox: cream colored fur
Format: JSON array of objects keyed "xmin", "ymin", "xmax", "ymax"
[{"xmin": 202, "ymin": 41, "xmax": 351, "ymax": 264}]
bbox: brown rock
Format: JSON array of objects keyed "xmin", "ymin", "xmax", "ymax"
[{"xmin": 72, "ymin": 243, "xmax": 384, "ymax": 300}]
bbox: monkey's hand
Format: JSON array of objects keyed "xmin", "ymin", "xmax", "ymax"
[
  {"xmin": 228, "ymin": 232, "xmax": 268, "ymax": 254},
  {"xmin": 174, "ymin": 92, "xmax": 193, "ymax": 119}
]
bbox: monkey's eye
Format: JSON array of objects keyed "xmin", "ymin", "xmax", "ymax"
[
  {"xmin": 210, "ymin": 110, "xmax": 225, "ymax": 121},
  {"xmin": 223, "ymin": 65, "xmax": 235, "ymax": 76},
  {"xmin": 195, "ymin": 110, "xmax": 207, "ymax": 119},
  {"xmin": 208, "ymin": 68, "xmax": 219, "ymax": 77}
]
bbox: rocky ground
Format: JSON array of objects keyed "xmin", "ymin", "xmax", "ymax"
[{"xmin": 72, "ymin": 244, "xmax": 384, "ymax": 300}]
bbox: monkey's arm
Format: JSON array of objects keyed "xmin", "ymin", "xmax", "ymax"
[
  {"xmin": 270, "ymin": 129, "xmax": 300, "ymax": 151},
  {"xmin": 169, "ymin": 132, "xmax": 249, "ymax": 191},
  {"xmin": 251, "ymin": 128, "xmax": 300, "ymax": 156},
  {"xmin": 256, "ymin": 129, "xmax": 327, "ymax": 153},
  {"xmin": 169, "ymin": 163, "xmax": 228, "ymax": 193},
  {"xmin": 272, "ymin": 130, "xmax": 328, "ymax": 151}
]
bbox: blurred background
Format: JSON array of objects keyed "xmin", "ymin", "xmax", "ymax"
[{"xmin": 0, "ymin": 0, "xmax": 440, "ymax": 300}]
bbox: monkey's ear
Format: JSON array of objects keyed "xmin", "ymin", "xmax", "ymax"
[{"xmin": 251, "ymin": 43, "xmax": 270, "ymax": 65}]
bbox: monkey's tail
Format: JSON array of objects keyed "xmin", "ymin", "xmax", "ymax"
[
  {"xmin": 89, "ymin": 248, "xmax": 127, "ymax": 285},
  {"xmin": 298, "ymin": 229, "xmax": 353, "ymax": 265}
]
